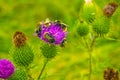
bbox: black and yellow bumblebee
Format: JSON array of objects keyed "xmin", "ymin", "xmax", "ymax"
[
  {"xmin": 54, "ymin": 20, "xmax": 67, "ymax": 32},
  {"xmin": 60, "ymin": 39, "xmax": 66, "ymax": 47},
  {"xmin": 44, "ymin": 18, "xmax": 51, "ymax": 27},
  {"xmin": 44, "ymin": 33, "xmax": 55, "ymax": 43},
  {"xmin": 34, "ymin": 22, "xmax": 42, "ymax": 36}
]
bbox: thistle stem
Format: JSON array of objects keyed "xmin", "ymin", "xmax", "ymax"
[
  {"xmin": 83, "ymin": 37, "xmax": 89, "ymax": 49},
  {"xmin": 83, "ymin": 37, "xmax": 92, "ymax": 80},
  {"xmin": 83, "ymin": 36, "xmax": 97, "ymax": 80},
  {"xmin": 25, "ymin": 67, "xmax": 34, "ymax": 80},
  {"xmin": 90, "ymin": 36, "xmax": 97, "ymax": 51},
  {"xmin": 37, "ymin": 59, "xmax": 49, "ymax": 80},
  {"xmin": 88, "ymin": 51, "xmax": 92, "ymax": 80},
  {"xmin": 89, "ymin": 36, "xmax": 97, "ymax": 80}
]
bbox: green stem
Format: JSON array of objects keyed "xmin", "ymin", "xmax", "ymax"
[
  {"xmin": 37, "ymin": 59, "xmax": 49, "ymax": 80},
  {"xmin": 83, "ymin": 37, "xmax": 92, "ymax": 80},
  {"xmin": 83, "ymin": 36, "xmax": 97, "ymax": 80},
  {"xmin": 83, "ymin": 37, "xmax": 89, "ymax": 49},
  {"xmin": 88, "ymin": 51, "xmax": 92, "ymax": 80},
  {"xmin": 25, "ymin": 67, "xmax": 34, "ymax": 80},
  {"xmin": 89, "ymin": 36, "xmax": 97, "ymax": 80},
  {"xmin": 90, "ymin": 36, "xmax": 97, "ymax": 51}
]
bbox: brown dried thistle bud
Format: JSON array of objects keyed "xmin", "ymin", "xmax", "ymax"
[
  {"xmin": 13, "ymin": 31, "xmax": 27, "ymax": 47},
  {"xmin": 104, "ymin": 68, "xmax": 119, "ymax": 80},
  {"xmin": 103, "ymin": 2, "xmax": 118, "ymax": 17}
]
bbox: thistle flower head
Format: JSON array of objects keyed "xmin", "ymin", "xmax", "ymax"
[
  {"xmin": 0, "ymin": 59, "xmax": 15, "ymax": 79},
  {"xmin": 12, "ymin": 31, "xmax": 34, "ymax": 67},
  {"xmin": 13, "ymin": 31, "xmax": 27, "ymax": 47},
  {"xmin": 35, "ymin": 19, "xmax": 67, "ymax": 45},
  {"xmin": 103, "ymin": 2, "xmax": 118, "ymax": 17},
  {"xmin": 104, "ymin": 68, "xmax": 119, "ymax": 80}
]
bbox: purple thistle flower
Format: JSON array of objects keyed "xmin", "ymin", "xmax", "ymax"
[
  {"xmin": 35, "ymin": 19, "xmax": 67, "ymax": 45},
  {"xmin": 0, "ymin": 59, "xmax": 15, "ymax": 79}
]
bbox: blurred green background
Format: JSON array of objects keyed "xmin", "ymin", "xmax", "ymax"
[{"xmin": 0, "ymin": 0, "xmax": 120, "ymax": 80}]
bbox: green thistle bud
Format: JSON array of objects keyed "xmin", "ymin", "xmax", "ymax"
[
  {"xmin": 12, "ymin": 31, "xmax": 34, "ymax": 67},
  {"xmin": 77, "ymin": 21, "xmax": 89, "ymax": 36},
  {"xmin": 12, "ymin": 45, "xmax": 34, "ymax": 67},
  {"xmin": 81, "ymin": 1, "xmax": 96, "ymax": 23},
  {"xmin": 8, "ymin": 68, "xmax": 27, "ymax": 80},
  {"xmin": 40, "ymin": 44, "xmax": 57, "ymax": 59},
  {"xmin": 92, "ymin": 17, "xmax": 110, "ymax": 36}
]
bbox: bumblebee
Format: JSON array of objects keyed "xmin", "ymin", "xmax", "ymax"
[
  {"xmin": 60, "ymin": 39, "xmax": 66, "ymax": 47},
  {"xmin": 54, "ymin": 20, "xmax": 67, "ymax": 32},
  {"xmin": 34, "ymin": 22, "xmax": 42, "ymax": 36},
  {"xmin": 35, "ymin": 26, "xmax": 41, "ymax": 34},
  {"xmin": 44, "ymin": 33, "xmax": 55, "ymax": 43},
  {"xmin": 61, "ymin": 23, "xmax": 67, "ymax": 32},
  {"xmin": 44, "ymin": 18, "xmax": 51, "ymax": 27},
  {"xmin": 54, "ymin": 20, "xmax": 61, "ymax": 25}
]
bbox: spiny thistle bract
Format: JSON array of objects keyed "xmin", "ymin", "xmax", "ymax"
[
  {"xmin": 81, "ymin": 0, "xmax": 96, "ymax": 23},
  {"xmin": 12, "ymin": 31, "xmax": 34, "ymax": 67},
  {"xmin": 12, "ymin": 45, "xmax": 34, "ymax": 67},
  {"xmin": 92, "ymin": 17, "xmax": 110, "ymax": 36},
  {"xmin": 0, "ymin": 59, "xmax": 15, "ymax": 79},
  {"xmin": 41, "ymin": 43, "xmax": 57, "ymax": 59},
  {"xmin": 77, "ymin": 21, "xmax": 89, "ymax": 36},
  {"xmin": 8, "ymin": 68, "xmax": 27, "ymax": 80}
]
